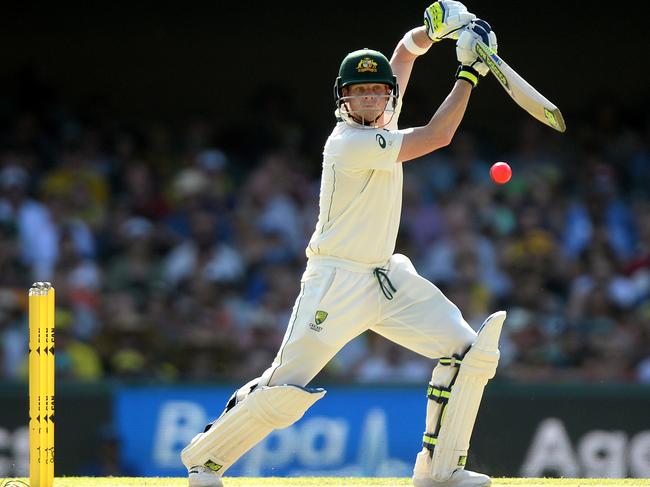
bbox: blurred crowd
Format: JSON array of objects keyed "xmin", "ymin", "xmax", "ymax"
[{"xmin": 2, "ymin": 72, "xmax": 650, "ymax": 386}]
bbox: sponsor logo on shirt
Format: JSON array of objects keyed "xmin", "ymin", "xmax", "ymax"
[{"xmin": 376, "ymin": 134, "xmax": 386, "ymax": 148}]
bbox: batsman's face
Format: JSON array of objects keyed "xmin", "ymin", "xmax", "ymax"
[{"xmin": 342, "ymin": 83, "xmax": 391, "ymax": 123}]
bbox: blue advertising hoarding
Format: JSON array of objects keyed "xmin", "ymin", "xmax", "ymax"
[
  {"xmin": 113, "ymin": 383, "xmax": 650, "ymax": 479},
  {"xmin": 114, "ymin": 385, "xmax": 425, "ymax": 477}
]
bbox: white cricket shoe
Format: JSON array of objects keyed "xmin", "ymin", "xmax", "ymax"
[
  {"xmin": 413, "ymin": 469, "xmax": 491, "ymax": 487},
  {"xmin": 188, "ymin": 465, "xmax": 223, "ymax": 487}
]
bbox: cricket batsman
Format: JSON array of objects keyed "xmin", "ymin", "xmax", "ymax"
[{"xmin": 181, "ymin": 2, "xmax": 505, "ymax": 486}]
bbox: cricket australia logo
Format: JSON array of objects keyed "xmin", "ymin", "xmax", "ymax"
[
  {"xmin": 309, "ymin": 310, "xmax": 328, "ymax": 332},
  {"xmin": 356, "ymin": 57, "xmax": 378, "ymax": 73}
]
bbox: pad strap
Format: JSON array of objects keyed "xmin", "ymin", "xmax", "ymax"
[
  {"xmin": 438, "ymin": 354, "xmax": 463, "ymax": 367},
  {"xmin": 427, "ymin": 384, "xmax": 452, "ymax": 405},
  {"xmin": 421, "ymin": 435, "xmax": 468, "ymax": 466},
  {"xmin": 423, "ymin": 432, "xmax": 438, "ymax": 452}
]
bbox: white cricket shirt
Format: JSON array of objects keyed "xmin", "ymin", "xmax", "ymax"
[{"xmin": 306, "ymin": 102, "xmax": 410, "ymax": 266}]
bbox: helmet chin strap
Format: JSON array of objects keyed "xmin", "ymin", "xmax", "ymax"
[
  {"xmin": 349, "ymin": 109, "xmax": 382, "ymax": 127},
  {"xmin": 340, "ymin": 96, "xmax": 394, "ymax": 129}
]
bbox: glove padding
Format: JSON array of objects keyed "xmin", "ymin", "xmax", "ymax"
[
  {"xmin": 424, "ymin": 0, "xmax": 476, "ymax": 42},
  {"xmin": 456, "ymin": 19, "xmax": 498, "ymax": 76}
]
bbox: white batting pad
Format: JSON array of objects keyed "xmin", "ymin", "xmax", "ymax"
[
  {"xmin": 181, "ymin": 384, "xmax": 326, "ymax": 475},
  {"xmin": 429, "ymin": 311, "xmax": 506, "ymax": 481},
  {"xmin": 413, "ymin": 356, "xmax": 463, "ymax": 480}
]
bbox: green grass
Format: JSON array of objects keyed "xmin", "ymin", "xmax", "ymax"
[{"xmin": 4, "ymin": 479, "xmax": 650, "ymax": 487}]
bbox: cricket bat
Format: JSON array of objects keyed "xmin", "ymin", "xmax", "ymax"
[{"xmin": 474, "ymin": 40, "xmax": 566, "ymax": 133}]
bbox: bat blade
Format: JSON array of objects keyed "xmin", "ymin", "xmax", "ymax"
[{"xmin": 474, "ymin": 40, "xmax": 566, "ymax": 133}]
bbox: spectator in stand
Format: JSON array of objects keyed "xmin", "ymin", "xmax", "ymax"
[
  {"xmin": 563, "ymin": 160, "xmax": 637, "ymax": 262},
  {"xmin": 0, "ymin": 162, "xmax": 58, "ymax": 280}
]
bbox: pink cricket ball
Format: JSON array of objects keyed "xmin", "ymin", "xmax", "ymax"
[{"xmin": 490, "ymin": 162, "xmax": 512, "ymax": 184}]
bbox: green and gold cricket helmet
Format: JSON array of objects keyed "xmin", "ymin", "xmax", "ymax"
[{"xmin": 333, "ymin": 48, "xmax": 399, "ymax": 106}]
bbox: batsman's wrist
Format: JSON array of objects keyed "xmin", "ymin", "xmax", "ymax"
[
  {"xmin": 402, "ymin": 28, "xmax": 432, "ymax": 55},
  {"xmin": 455, "ymin": 65, "xmax": 479, "ymax": 88}
]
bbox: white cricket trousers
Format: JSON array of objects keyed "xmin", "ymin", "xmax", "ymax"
[{"xmin": 258, "ymin": 253, "xmax": 477, "ymax": 387}]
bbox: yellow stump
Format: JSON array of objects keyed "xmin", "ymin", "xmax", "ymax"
[{"xmin": 29, "ymin": 282, "xmax": 55, "ymax": 487}]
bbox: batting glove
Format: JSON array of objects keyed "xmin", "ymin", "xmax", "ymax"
[
  {"xmin": 424, "ymin": 0, "xmax": 476, "ymax": 42},
  {"xmin": 456, "ymin": 19, "xmax": 498, "ymax": 78}
]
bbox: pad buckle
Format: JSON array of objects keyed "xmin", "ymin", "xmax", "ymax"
[
  {"xmin": 427, "ymin": 383, "xmax": 451, "ymax": 404},
  {"xmin": 423, "ymin": 432, "xmax": 438, "ymax": 452},
  {"xmin": 438, "ymin": 354, "xmax": 462, "ymax": 367}
]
